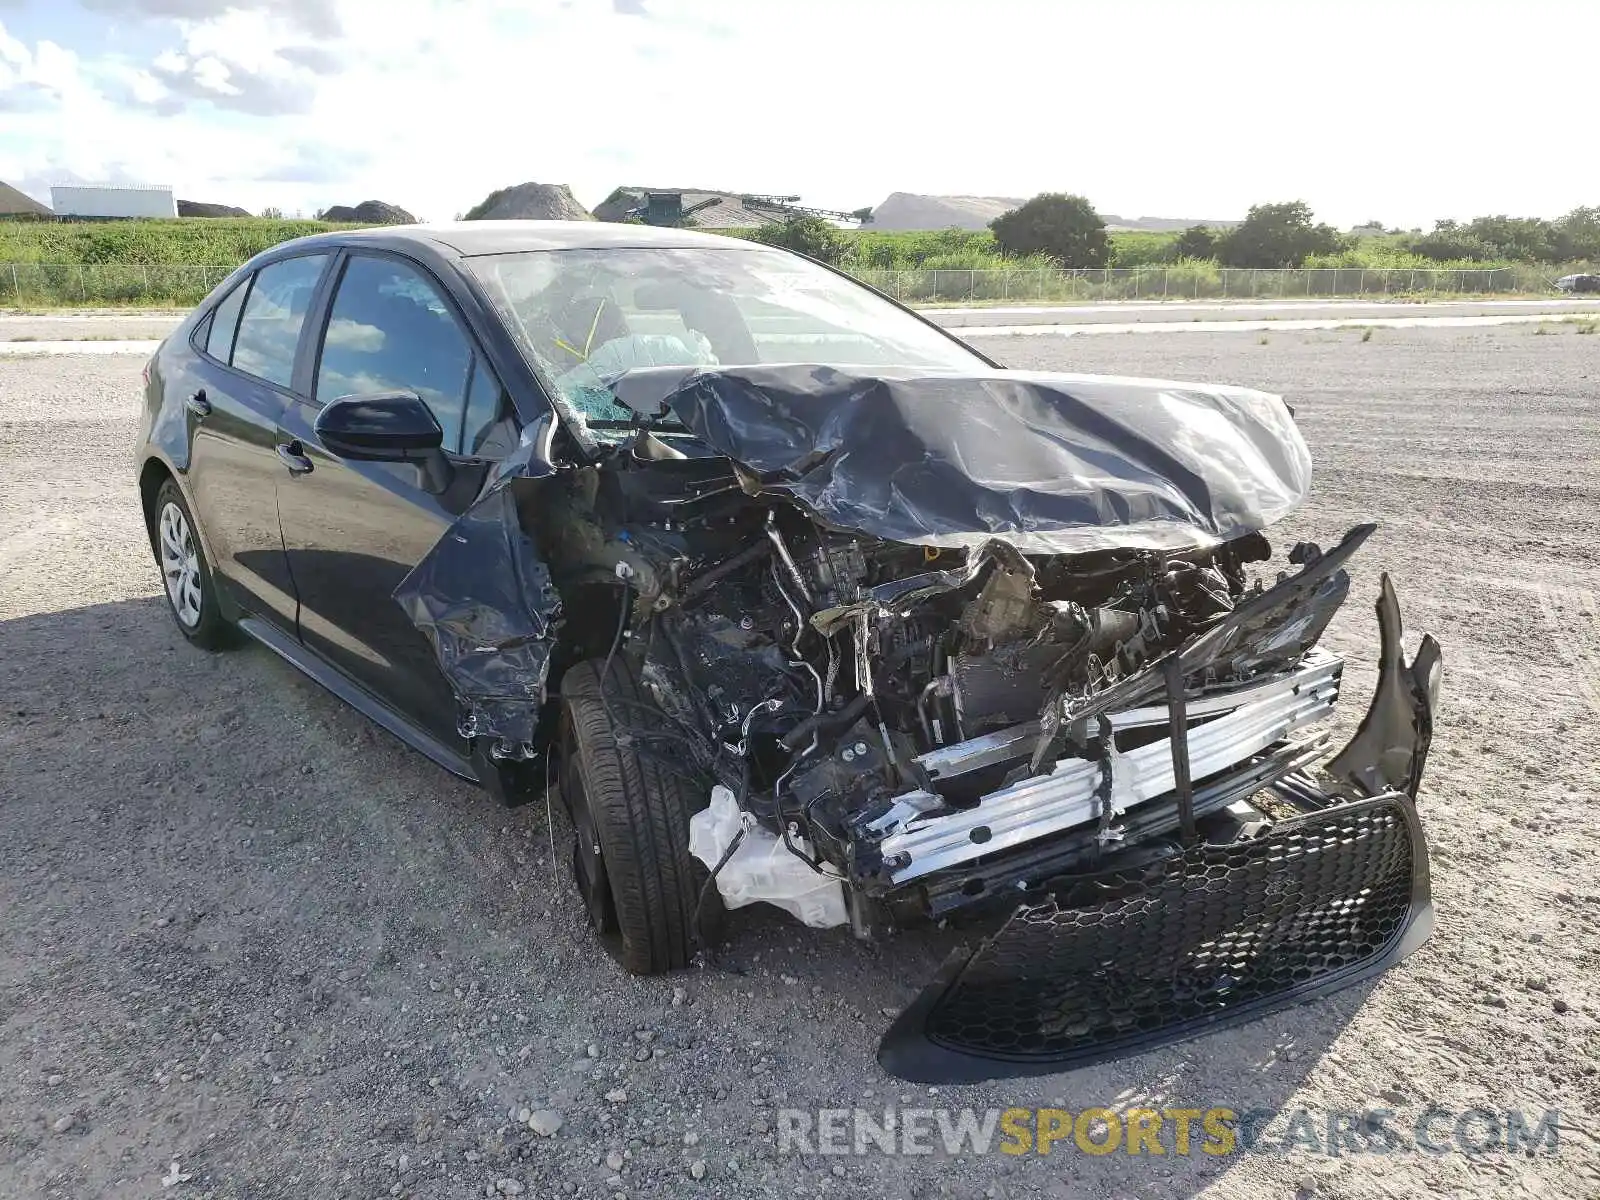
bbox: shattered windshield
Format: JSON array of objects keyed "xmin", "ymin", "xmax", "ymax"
[{"xmin": 463, "ymin": 246, "xmax": 986, "ymax": 435}]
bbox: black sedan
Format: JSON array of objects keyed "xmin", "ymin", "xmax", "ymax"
[
  {"xmin": 138, "ymin": 221, "xmax": 1439, "ymax": 1082},
  {"xmin": 1555, "ymin": 272, "xmax": 1600, "ymax": 293}
]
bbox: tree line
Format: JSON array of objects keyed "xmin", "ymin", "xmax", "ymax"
[
  {"xmin": 985, "ymin": 195, "xmax": 1600, "ymax": 269},
  {"xmin": 750, "ymin": 197, "xmax": 1600, "ymax": 272}
]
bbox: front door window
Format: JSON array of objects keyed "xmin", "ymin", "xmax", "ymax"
[{"xmin": 315, "ymin": 256, "xmax": 474, "ymax": 453}]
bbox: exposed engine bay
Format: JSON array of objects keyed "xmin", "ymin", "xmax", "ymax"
[
  {"xmin": 526, "ymin": 430, "xmax": 1374, "ymax": 931},
  {"xmin": 397, "ymin": 363, "xmax": 1441, "ymax": 1081},
  {"xmin": 403, "ymin": 364, "xmax": 1437, "ymax": 921}
]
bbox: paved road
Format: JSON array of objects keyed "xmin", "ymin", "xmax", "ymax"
[
  {"xmin": 926, "ymin": 297, "xmax": 1600, "ymax": 327},
  {"xmin": 6, "ymin": 298, "xmax": 1600, "ymax": 350},
  {"xmin": 9, "ymin": 297, "xmax": 1600, "ymax": 342}
]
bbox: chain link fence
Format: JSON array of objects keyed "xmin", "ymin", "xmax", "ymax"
[
  {"xmin": 0, "ymin": 263, "xmax": 227, "ymax": 307},
  {"xmin": 856, "ymin": 266, "xmax": 1524, "ymax": 303},
  {"xmin": 0, "ymin": 261, "xmax": 1531, "ymax": 308}
]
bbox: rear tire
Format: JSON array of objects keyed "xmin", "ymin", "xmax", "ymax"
[
  {"xmin": 559, "ymin": 656, "xmax": 721, "ymax": 974},
  {"xmin": 151, "ymin": 479, "xmax": 235, "ymax": 650}
]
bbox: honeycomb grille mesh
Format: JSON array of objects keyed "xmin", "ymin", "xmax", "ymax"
[{"xmin": 923, "ymin": 798, "xmax": 1417, "ymax": 1062}]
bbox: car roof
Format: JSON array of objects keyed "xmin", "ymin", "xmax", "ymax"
[{"xmin": 331, "ymin": 220, "xmax": 762, "ymax": 257}]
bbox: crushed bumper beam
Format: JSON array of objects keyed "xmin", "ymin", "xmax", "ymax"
[{"xmin": 863, "ymin": 649, "xmax": 1342, "ymax": 885}]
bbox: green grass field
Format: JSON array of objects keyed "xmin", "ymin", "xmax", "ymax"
[
  {"xmin": 0, "ymin": 217, "xmax": 1582, "ymax": 307},
  {"xmin": 0, "ymin": 217, "xmax": 360, "ymax": 266},
  {"xmin": 0, "ymin": 218, "xmax": 1165, "ymax": 271}
]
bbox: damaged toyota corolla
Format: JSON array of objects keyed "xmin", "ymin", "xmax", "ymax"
[{"xmin": 137, "ymin": 222, "xmax": 1439, "ymax": 1083}]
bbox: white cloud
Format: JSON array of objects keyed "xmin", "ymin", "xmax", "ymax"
[
  {"xmin": 78, "ymin": 0, "xmax": 340, "ymax": 38},
  {"xmin": 179, "ymin": 9, "xmax": 304, "ymax": 76},
  {"xmin": 186, "ymin": 54, "xmax": 232, "ymax": 93},
  {"xmin": 325, "ymin": 317, "xmax": 386, "ymax": 352},
  {"xmin": 1, "ymin": 1, "xmax": 1596, "ymax": 226},
  {"xmin": 0, "ymin": 26, "xmax": 86, "ymax": 102},
  {"xmin": 112, "ymin": 64, "xmax": 167, "ymax": 105},
  {"xmin": 0, "ymin": 21, "xmax": 25, "ymax": 67}
]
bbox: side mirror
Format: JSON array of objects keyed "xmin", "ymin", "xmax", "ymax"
[
  {"xmin": 316, "ymin": 391, "xmax": 442, "ymax": 459},
  {"xmin": 316, "ymin": 391, "xmax": 452, "ymax": 492}
]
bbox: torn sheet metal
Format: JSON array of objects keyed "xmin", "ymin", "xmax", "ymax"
[
  {"xmin": 1329, "ymin": 573, "xmax": 1442, "ymax": 798},
  {"xmin": 393, "ymin": 426, "xmax": 562, "ymax": 759},
  {"xmin": 659, "ymin": 365, "xmax": 1311, "ymax": 554}
]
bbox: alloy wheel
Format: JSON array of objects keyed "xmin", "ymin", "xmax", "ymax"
[{"xmin": 158, "ymin": 501, "xmax": 203, "ymax": 629}]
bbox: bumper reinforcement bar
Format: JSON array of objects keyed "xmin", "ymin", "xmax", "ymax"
[{"xmin": 866, "ymin": 649, "xmax": 1342, "ymax": 885}]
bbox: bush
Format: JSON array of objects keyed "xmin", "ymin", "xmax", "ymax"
[
  {"xmin": 1555, "ymin": 207, "xmax": 1600, "ymax": 261},
  {"xmin": 745, "ymin": 216, "xmax": 850, "ymax": 265},
  {"xmin": 853, "ymin": 236, "xmax": 905, "ymax": 269},
  {"xmin": 1218, "ymin": 201, "xmax": 1344, "ymax": 268},
  {"xmin": 1108, "ymin": 230, "xmax": 1179, "ymax": 267},
  {"xmin": 1172, "ymin": 225, "xmax": 1219, "ymax": 260},
  {"xmin": 1463, "ymin": 215, "xmax": 1560, "ymax": 263},
  {"xmin": 1404, "ymin": 222, "xmax": 1496, "ymax": 262},
  {"xmin": 989, "ymin": 193, "xmax": 1109, "ymax": 268},
  {"xmin": 1304, "ymin": 246, "xmax": 1437, "ymax": 270},
  {"xmin": 0, "ymin": 217, "xmax": 355, "ymax": 266}
]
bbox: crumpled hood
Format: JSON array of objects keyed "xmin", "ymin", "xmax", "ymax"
[{"xmin": 664, "ymin": 364, "xmax": 1311, "ymax": 554}]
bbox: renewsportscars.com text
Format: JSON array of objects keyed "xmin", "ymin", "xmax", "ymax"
[{"xmin": 777, "ymin": 1106, "xmax": 1562, "ymax": 1158}]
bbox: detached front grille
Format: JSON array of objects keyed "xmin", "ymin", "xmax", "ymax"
[{"xmin": 878, "ymin": 792, "xmax": 1431, "ymax": 1082}]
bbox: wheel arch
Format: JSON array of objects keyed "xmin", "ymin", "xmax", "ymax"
[
  {"xmin": 137, "ymin": 455, "xmax": 176, "ymax": 562},
  {"xmin": 138, "ymin": 457, "xmax": 241, "ymax": 625}
]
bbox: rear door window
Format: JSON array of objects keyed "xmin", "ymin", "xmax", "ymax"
[
  {"xmin": 313, "ymin": 255, "xmax": 473, "ymax": 452},
  {"xmin": 232, "ymin": 254, "xmax": 328, "ymax": 388},
  {"xmin": 204, "ymin": 277, "xmax": 249, "ymax": 363}
]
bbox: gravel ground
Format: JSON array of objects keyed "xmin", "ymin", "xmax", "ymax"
[{"xmin": 2, "ymin": 325, "xmax": 1597, "ymax": 1199}]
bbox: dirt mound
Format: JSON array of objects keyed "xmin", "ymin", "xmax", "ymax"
[
  {"xmin": 591, "ymin": 187, "xmax": 795, "ymax": 228},
  {"xmin": 320, "ymin": 200, "xmax": 415, "ymax": 224},
  {"xmin": 464, "ymin": 182, "xmax": 592, "ymax": 221},
  {"xmin": 176, "ymin": 200, "xmax": 251, "ymax": 218},
  {"xmin": 868, "ymin": 193, "xmax": 1239, "ymax": 233},
  {"xmin": 1102, "ymin": 214, "xmax": 1240, "ymax": 232},
  {"xmin": 868, "ymin": 192, "xmax": 1025, "ymax": 231}
]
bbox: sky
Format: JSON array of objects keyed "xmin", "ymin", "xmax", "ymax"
[{"xmin": 0, "ymin": 0, "xmax": 1592, "ymax": 228}]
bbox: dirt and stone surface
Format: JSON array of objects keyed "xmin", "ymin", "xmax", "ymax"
[{"xmin": 1, "ymin": 325, "xmax": 1596, "ymax": 1198}]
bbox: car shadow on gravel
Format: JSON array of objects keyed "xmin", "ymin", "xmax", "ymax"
[
  {"xmin": 1, "ymin": 596, "xmax": 1373, "ymax": 1198},
  {"xmin": 688, "ymin": 902, "xmax": 1376, "ymax": 1196}
]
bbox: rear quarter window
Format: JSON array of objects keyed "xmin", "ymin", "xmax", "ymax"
[{"xmin": 204, "ymin": 278, "xmax": 250, "ymax": 363}]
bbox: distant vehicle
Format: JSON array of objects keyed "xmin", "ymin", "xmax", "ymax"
[{"xmin": 1554, "ymin": 273, "xmax": 1600, "ymax": 294}]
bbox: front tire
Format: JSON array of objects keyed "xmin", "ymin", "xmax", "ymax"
[
  {"xmin": 558, "ymin": 656, "xmax": 720, "ymax": 973},
  {"xmin": 152, "ymin": 479, "xmax": 234, "ymax": 650}
]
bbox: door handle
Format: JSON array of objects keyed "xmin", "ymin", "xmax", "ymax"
[
  {"xmin": 185, "ymin": 389, "xmax": 211, "ymax": 417},
  {"xmin": 276, "ymin": 441, "xmax": 314, "ymax": 476}
]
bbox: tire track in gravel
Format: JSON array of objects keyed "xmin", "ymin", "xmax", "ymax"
[{"xmin": 1536, "ymin": 585, "xmax": 1600, "ymax": 715}]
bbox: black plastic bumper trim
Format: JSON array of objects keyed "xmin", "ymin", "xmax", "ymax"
[{"xmin": 877, "ymin": 791, "xmax": 1432, "ymax": 1084}]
